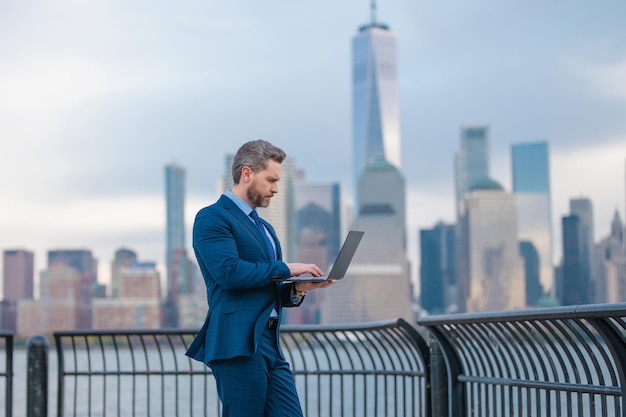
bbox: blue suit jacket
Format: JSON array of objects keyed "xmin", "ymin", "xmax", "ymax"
[{"xmin": 185, "ymin": 195, "xmax": 300, "ymax": 364}]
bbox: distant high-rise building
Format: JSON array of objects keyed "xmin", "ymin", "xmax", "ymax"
[
  {"xmin": 257, "ymin": 158, "xmax": 297, "ymax": 262},
  {"xmin": 454, "ymin": 126, "xmax": 490, "ymax": 214},
  {"xmin": 17, "ymin": 265, "xmax": 81, "ymax": 336},
  {"xmin": 285, "ymin": 178, "xmax": 342, "ymax": 324},
  {"xmin": 48, "ymin": 249, "xmax": 97, "ymax": 282},
  {"xmin": 165, "ymin": 163, "xmax": 192, "ymax": 299},
  {"xmin": 420, "ymin": 222, "xmax": 456, "ymax": 314},
  {"xmin": 519, "ymin": 241, "xmax": 542, "ymax": 306},
  {"xmin": 569, "ymin": 198, "xmax": 595, "ymax": 301},
  {"xmin": 295, "ymin": 179, "xmax": 342, "ymax": 261},
  {"xmin": 459, "ymin": 179, "xmax": 525, "ymax": 312},
  {"xmin": 3, "ymin": 249, "xmax": 34, "ymax": 301},
  {"xmin": 324, "ymin": 159, "xmax": 413, "ymax": 324},
  {"xmin": 593, "ymin": 210, "xmax": 625, "ymax": 303},
  {"xmin": 93, "ymin": 261, "xmax": 162, "ymax": 330},
  {"xmin": 511, "ymin": 141, "xmax": 554, "ymax": 302},
  {"xmin": 2, "ymin": 249, "xmax": 34, "ymax": 330},
  {"xmin": 110, "ymin": 248, "xmax": 137, "ymax": 298},
  {"xmin": 561, "ymin": 215, "xmax": 586, "ymax": 305},
  {"xmin": 352, "ymin": 4, "xmax": 401, "ymax": 200},
  {"xmin": 48, "ymin": 249, "xmax": 97, "ymax": 328}
]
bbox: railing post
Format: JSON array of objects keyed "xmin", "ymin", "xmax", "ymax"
[
  {"xmin": 429, "ymin": 332, "xmax": 448, "ymax": 417},
  {"xmin": 26, "ymin": 335, "xmax": 48, "ymax": 417}
]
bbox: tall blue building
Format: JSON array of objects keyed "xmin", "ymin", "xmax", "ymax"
[
  {"xmin": 165, "ymin": 163, "xmax": 193, "ymax": 326},
  {"xmin": 420, "ymin": 222, "xmax": 456, "ymax": 314},
  {"xmin": 352, "ymin": 2, "xmax": 401, "ymax": 199},
  {"xmin": 511, "ymin": 141, "xmax": 553, "ymax": 302},
  {"xmin": 165, "ymin": 163, "xmax": 186, "ymax": 264},
  {"xmin": 561, "ymin": 215, "xmax": 586, "ymax": 305},
  {"xmin": 454, "ymin": 126, "xmax": 490, "ymax": 215},
  {"xmin": 569, "ymin": 197, "xmax": 595, "ymax": 302}
]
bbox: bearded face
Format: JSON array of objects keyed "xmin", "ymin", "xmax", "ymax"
[
  {"xmin": 241, "ymin": 159, "xmax": 280, "ymax": 208},
  {"xmin": 246, "ymin": 179, "xmax": 272, "ymax": 208}
]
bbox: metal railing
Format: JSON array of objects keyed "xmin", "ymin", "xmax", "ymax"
[
  {"xmin": 282, "ymin": 319, "xmax": 429, "ymax": 416},
  {"xmin": 418, "ymin": 303, "xmax": 626, "ymax": 417},
  {"xmin": 0, "ymin": 331, "xmax": 13, "ymax": 417},
  {"xmin": 53, "ymin": 318, "xmax": 429, "ymax": 416},
  {"xmin": 5, "ymin": 302, "xmax": 626, "ymax": 416}
]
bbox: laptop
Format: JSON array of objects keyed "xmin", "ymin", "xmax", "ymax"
[{"xmin": 274, "ymin": 230, "xmax": 365, "ymax": 282}]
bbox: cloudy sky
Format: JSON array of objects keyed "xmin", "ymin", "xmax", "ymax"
[{"xmin": 1, "ymin": 0, "xmax": 626, "ymax": 294}]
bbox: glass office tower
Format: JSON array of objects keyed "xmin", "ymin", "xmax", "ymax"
[
  {"xmin": 352, "ymin": 13, "xmax": 401, "ymax": 197},
  {"xmin": 454, "ymin": 126, "xmax": 490, "ymax": 214},
  {"xmin": 569, "ymin": 197, "xmax": 595, "ymax": 303},
  {"xmin": 420, "ymin": 222, "xmax": 456, "ymax": 314},
  {"xmin": 459, "ymin": 179, "xmax": 526, "ymax": 312},
  {"xmin": 511, "ymin": 141, "xmax": 554, "ymax": 302},
  {"xmin": 165, "ymin": 163, "xmax": 192, "ymax": 298}
]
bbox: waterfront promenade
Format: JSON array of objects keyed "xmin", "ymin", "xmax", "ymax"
[{"xmin": 2, "ymin": 302, "xmax": 626, "ymax": 416}]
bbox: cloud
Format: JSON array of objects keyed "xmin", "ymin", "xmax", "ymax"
[{"xmin": 586, "ymin": 60, "xmax": 626, "ymax": 100}]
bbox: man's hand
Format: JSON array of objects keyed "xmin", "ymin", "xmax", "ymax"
[
  {"xmin": 295, "ymin": 279, "xmax": 336, "ymax": 292},
  {"xmin": 286, "ymin": 263, "xmax": 323, "ymax": 277},
  {"xmin": 285, "ymin": 263, "xmax": 336, "ymax": 291}
]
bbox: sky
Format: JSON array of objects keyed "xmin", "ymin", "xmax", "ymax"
[{"xmin": 1, "ymin": 0, "xmax": 626, "ymax": 295}]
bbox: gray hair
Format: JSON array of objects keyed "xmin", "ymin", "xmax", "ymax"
[{"xmin": 232, "ymin": 140, "xmax": 286, "ymax": 184}]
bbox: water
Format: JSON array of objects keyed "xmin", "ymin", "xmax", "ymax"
[{"xmin": 3, "ymin": 343, "xmax": 620, "ymax": 417}]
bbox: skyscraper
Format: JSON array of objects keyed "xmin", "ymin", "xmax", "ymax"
[
  {"xmin": 2, "ymin": 249, "xmax": 34, "ymax": 330},
  {"xmin": 3, "ymin": 249, "xmax": 34, "ymax": 301},
  {"xmin": 454, "ymin": 125, "xmax": 490, "ymax": 312},
  {"xmin": 48, "ymin": 249, "xmax": 97, "ymax": 328},
  {"xmin": 561, "ymin": 215, "xmax": 586, "ymax": 305},
  {"xmin": 569, "ymin": 198, "xmax": 594, "ymax": 301},
  {"xmin": 352, "ymin": 2, "xmax": 401, "ymax": 198},
  {"xmin": 110, "ymin": 247, "xmax": 137, "ymax": 298},
  {"xmin": 18, "ymin": 264, "xmax": 81, "ymax": 336},
  {"xmin": 511, "ymin": 141, "xmax": 553, "ymax": 302},
  {"xmin": 165, "ymin": 163, "xmax": 193, "ymax": 327},
  {"xmin": 93, "ymin": 261, "xmax": 162, "ymax": 330},
  {"xmin": 459, "ymin": 179, "xmax": 526, "ymax": 312},
  {"xmin": 324, "ymin": 159, "xmax": 413, "ymax": 324},
  {"xmin": 454, "ymin": 126, "xmax": 490, "ymax": 214},
  {"xmin": 288, "ymin": 176, "xmax": 342, "ymax": 324},
  {"xmin": 165, "ymin": 164, "xmax": 192, "ymax": 299},
  {"xmin": 595, "ymin": 211, "xmax": 625, "ymax": 303},
  {"xmin": 294, "ymin": 179, "xmax": 341, "ymax": 261},
  {"xmin": 420, "ymin": 223, "xmax": 456, "ymax": 314},
  {"xmin": 257, "ymin": 158, "xmax": 297, "ymax": 262}
]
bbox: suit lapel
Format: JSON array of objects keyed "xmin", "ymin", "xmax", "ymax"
[{"xmin": 217, "ymin": 195, "xmax": 275, "ymax": 259}]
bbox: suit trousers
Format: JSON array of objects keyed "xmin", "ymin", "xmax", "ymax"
[{"xmin": 208, "ymin": 326, "xmax": 304, "ymax": 417}]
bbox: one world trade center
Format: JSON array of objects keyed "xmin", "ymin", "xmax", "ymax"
[{"xmin": 352, "ymin": 2, "xmax": 401, "ymax": 197}]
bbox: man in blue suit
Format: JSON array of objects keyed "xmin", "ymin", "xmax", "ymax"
[{"xmin": 186, "ymin": 140, "xmax": 334, "ymax": 416}]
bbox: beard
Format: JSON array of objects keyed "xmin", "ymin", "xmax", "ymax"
[{"xmin": 247, "ymin": 182, "xmax": 272, "ymax": 208}]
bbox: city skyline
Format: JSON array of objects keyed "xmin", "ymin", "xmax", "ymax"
[{"xmin": 2, "ymin": 1, "xmax": 626, "ymax": 293}]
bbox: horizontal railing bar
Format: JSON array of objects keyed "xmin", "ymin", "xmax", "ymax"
[
  {"xmin": 281, "ymin": 318, "xmax": 402, "ymax": 332},
  {"xmin": 418, "ymin": 302, "xmax": 626, "ymax": 325},
  {"xmin": 61, "ymin": 371, "xmax": 212, "ymax": 376},
  {"xmin": 55, "ymin": 328, "xmax": 197, "ymax": 336},
  {"xmin": 457, "ymin": 375, "xmax": 622, "ymax": 395},
  {"xmin": 53, "ymin": 319, "xmax": 404, "ymax": 338},
  {"xmin": 61, "ymin": 369, "xmax": 423, "ymax": 377}
]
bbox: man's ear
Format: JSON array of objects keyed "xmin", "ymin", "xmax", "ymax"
[{"xmin": 241, "ymin": 166, "xmax": 253, "ymax": 183}]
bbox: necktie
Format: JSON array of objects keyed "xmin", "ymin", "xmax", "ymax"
[{"xmin": 250, "ymin": 209, "xmax": 276, "ymax": 260}]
